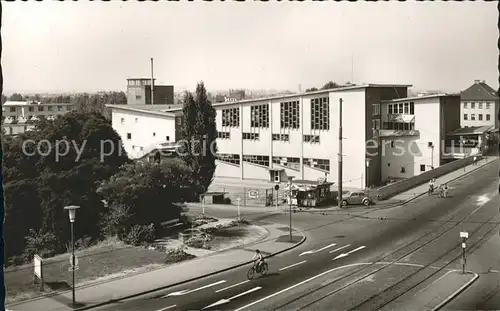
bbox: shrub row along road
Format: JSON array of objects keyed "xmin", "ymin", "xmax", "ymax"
[{"xmin": 94, "ymin": 159, "xmax": 499, "ymax": 311}]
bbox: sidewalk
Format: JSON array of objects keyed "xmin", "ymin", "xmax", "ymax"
[
  {"xmin": 385, "ymin": 156, "xmax": 498, "ymax": 204},
  {"xmin": 387, "ymin": 270, "xmax": 479, "ymax": 311},
  {"xmin": 7, "ymin": 223, "xmax": 306, "ymax": 311}
]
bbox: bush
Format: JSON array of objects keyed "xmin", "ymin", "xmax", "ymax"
[
  {"xmin": 120, "ymin": 224, "xmax": 156, "ymax": 246},
  {"xmin": 22, "ymin": 229, "xmax": 61, "ymax": 261},
  {"xmin": 165, "ymin": 247, "xmax": 196, "ymax": 264},
  {"xmin": 237, "ymin": 219, "xmax": 251, "ymax": 225},
  {"xmin": 185, "ymin": 233, "xmax": 213, "ymax": 249}
]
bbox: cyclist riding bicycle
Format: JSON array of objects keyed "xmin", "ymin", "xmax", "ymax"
[
  {"xmin": 428, "ymin": 178, "xmax": 436, "ymax": 193},
  {"xmin": 252, "ymin": 249, "xmax": 264, "ymax": 271}
]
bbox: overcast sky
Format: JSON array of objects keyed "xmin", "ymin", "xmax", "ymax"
[{"xmin": 3, "ymin": 1, "xmax": 498, "ymax": 94}]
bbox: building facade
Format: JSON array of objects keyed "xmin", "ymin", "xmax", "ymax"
[
  {"xmin": 107, "ymin": 104, "xmax": 182, "ymax": 159},
  {"xmin": 379, "ymin": 94, "xmax": 461, "ymax": 182},
  {"xmin": 126, "ymin": 78, "xmax": 175, "ymax": 106},
  {"xmin": 184, "ymin": 84, "xmax": 408, "ymax": 188},
  {"xmin": 2, "ymin": 101, "xmax": 75, "ymax": 135},
  {"xmin": 460, "ymin": 80, "xmax": 499, "ymax": 128},
  {"xmin": 109, "ymin": 84, "xmax": 416, "ymax": 188}
]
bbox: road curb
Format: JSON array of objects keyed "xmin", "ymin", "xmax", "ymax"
[
  {"xmin": 5, "ymin": 220, "xmax": 293, "ymax": 309},
  {"xmin": 71, "ymin": 227, "xmax": 306, "ymax": 311},
  {"xmin": 431, "ymin": 271, "xmax": 479, "ymax": 311},
  {"xmin": 395, "ymin": 158, "xmax": 499, "ymax": 206}
]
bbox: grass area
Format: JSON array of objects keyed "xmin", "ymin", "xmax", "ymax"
[
  {"xmin": 6, "ymin": 217, "xmax": 264, "ymax": 305},
  {"xmin": 5, "ymin": 238, "xmax": 167, "ymax": 304}
]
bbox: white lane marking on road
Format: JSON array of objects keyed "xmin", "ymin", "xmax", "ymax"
[
  {"xmin": 233, "ymin": 261, "xmax": 442, "ymax": 311},
  {"xmin": 333, "ymin": 245, "xmax": 366, "ymax": 260},
  {"xmin": 156, "ymin": 305, "xmax": 176, "ymax": 311},
  {"xmin": 476, "ymin": 194, "xmax": 491, "ymax": 206},
  {"xmin": 203, "ymin": 287, "xmax": 262, "ymax": 309},
  {"xmin": 299, "ymin": 243, "xmax": 337, "ymax": 256},
  {"xmin": 233, "ymin": 263, "xmax": 370, "ymax": 311},
  {"xmin": 162, "ymin": 280, "xmax": 227, "ymax": 298},
  {"xmin": 215, "ymin": 280, "xmax": 250, "ymax": 293},
  {"xmin": 329, "ymin": 244, "xmax": 351, "ymax": 254},
  {"xmin": 279, "ymin": 260, "xmax": 307, "ymax": 271}
]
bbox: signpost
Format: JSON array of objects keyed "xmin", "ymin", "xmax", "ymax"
[
  {"xmin": 460, "ymin": 231, "xmax": 468, "ymax": 274},
  {"xmin": 69, "ymin": 255, "xmax": 79, "ymax": 272},
  {"xmin": 248, "ymin": 189, "xmax": 259, "ymax": 199},
  {"xmin": 236, "ymin": 197, "xmax": 241, "ymax": 221},
  {"xmin": 274, "ymin": 185, "xmax": 279, "ymax": 211},
  {"xmin": 33, "ymin": 254, "xmax": 44, "ymax": 291}
]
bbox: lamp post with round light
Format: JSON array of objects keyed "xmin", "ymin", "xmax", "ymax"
[
  {"xmin": 365, "ymin": 158, "xmax": 371, "ymax": 192},
  {"xmin": 64, "ymin": 205, "xmax": 80, "ymax": 307}
]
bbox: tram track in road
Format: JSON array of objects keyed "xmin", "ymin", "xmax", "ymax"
[
  {"xmin": 268, "ymin": 196, "xmax": 498, "ymax": 311},
  {"xmin": 345, "ymin": 215, "xmax": 499, "ymax": 311}
]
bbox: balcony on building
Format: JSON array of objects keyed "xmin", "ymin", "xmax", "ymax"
[{"xmin": 380, "ymin": 114, "xmax": 419, "ymax": 137}]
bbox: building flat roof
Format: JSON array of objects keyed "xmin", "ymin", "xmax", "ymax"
[
  {"xmin": 164, "ymin": 83, "xmax": 412, "ymax": 113},
  {"xmin": 110, "ymin": 83, "xmax": 412, "ymax": 117},
  {"xmin": 447, "ymin": 125, "xmax": 494, "ymax": 136},
  {"xmin": 3, "ymin": 101, "xmax": 73, "ymax": 107},
  {"xmin": 381, "ymin": 93, "xmax": 460, "ymax": 103},
  {"xmin": 106, "ymin": 104, "xmax": 180, "ymax": 118}
]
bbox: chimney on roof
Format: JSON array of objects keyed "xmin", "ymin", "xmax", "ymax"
[{"xmin": 474, "ymin": 80, "xmax": 481, "ymax": 84}]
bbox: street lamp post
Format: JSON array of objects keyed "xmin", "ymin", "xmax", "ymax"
[
  {"xmin": 64, "ymin": 205, "xmax": 80, "ymax": 308},
  {"xmin": 288, "ymin": 176, "xmax": 294, "ymax": 242},
  {"xmin": 365, "ymin": 158, "xmax": 371, "ymax": 192}
]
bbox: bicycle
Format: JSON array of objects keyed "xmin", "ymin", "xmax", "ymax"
[{"xmin": 247, "ymin": 261, "xmax": 268, "ymax": 280}]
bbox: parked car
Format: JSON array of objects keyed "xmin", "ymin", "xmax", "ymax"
[{"xmin": 340, "ymin": 191, "xmax": 373, "ymax": 207}]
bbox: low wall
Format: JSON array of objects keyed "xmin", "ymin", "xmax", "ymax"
[{"xmin": 376, "ymin": 155, "xmax": 481, "ymax": 200}]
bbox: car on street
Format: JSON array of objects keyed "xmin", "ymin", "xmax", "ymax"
[{"xmin": 340, "ymin": 191, "xmax": 374, "ymax": 207}]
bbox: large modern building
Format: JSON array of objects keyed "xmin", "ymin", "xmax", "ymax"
[
  {"xmin": 109, "ymin": 83, "xmax": 413, "ymax": 188},
  {"xmin": 2, "ymin": 101, "xmax": 75, "ymax": 135},
  {"xmin": 460, "ymin": 80, "xmax": 499, "ymax": 128},
  {"xmin": 379, "ymin": 94, "xmax": 461, "ymax": 182},
  {"xmin": 126, "ymin": 78, "xmax": 174, "ymax": 106}
]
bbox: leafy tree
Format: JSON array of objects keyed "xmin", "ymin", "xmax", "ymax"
[
  {"xmin": 1, "ymin": 94, "xmax": 6, "ymax": 104},
  {"xmin": 305, "ymin": 87, "xmax": 318, "ymax": 92},
  {"xmin": 97, "ymin": 159, "xmax": 195, "ymax": 239},
  {"xmin": 9, "ymin": 93, "xmax": 23, "ymax": 101},
  {"xmin": 321, "ymin": 81, "xmax": 341, "ymax": 90},
  {"xmin": 180, "ymin": 82, "xmax": 217, "ymax": 194},
  {"xmin": 72, "ymin": 92, "xmax": 127, "ymax": 115},
  {"xmin": 2, "ymin": 112, "xmax": 129, "ymax": 262}
]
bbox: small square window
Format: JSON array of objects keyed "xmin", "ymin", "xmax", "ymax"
[
  {"xmin": 121, "ymin": 118, "xmax": 124, "ymax": 124},
  {"xmin": 166, "ymin": 136, "xmax": 170, "ymax": 141},
  {"xmin": 400, "ymin": 167, "xmax": 406, "ymax": 174},
  {"xmin": 420, "ymin": 164, "xmax": 426, "ymax": 172},
  {"xmin": 428, "ymin": 142, "xmax": 433, "ymax": 148},
  {"xmin": 127, "ymin": 133, "xmax": 132, "ymax": 140},
  {"xmin": 153, "ymin": 132, "xmax": 156, "ymax": 137}
]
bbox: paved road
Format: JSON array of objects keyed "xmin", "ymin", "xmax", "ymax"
[{"xmin": 93, "ymin": 159, "xmax": 499, "ymax": 311}]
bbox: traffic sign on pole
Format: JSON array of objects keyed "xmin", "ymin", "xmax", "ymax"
[{"xmin": 460, "ymin": 231, "xmax": 469, "ymax": 239}]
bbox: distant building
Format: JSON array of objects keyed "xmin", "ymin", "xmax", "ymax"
[
  {"xmin": 2, "ymin": 101, "xmax": 75, "ymax": 136},
  {"xmin": 460, "ymin": 80, "xmax": 499, "ymax": 128},
  {"xmin": 126, "ymin": 78, "xmax": 174, "ymax": 106},
  {"xmin": 228, "ymin": 89, "xmax": 246, "ymax": 101},
  {"xmin": 106, "ymin": 104, "xmax": 183, "ymax": 159},
  {"xmin": 379, "ymin": 94, "xmax": 461, "ymax": 182}
]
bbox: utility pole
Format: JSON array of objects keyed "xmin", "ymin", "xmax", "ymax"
[
  {"xmin": 150, "ymin": 58, "xmax": 155, "ymax": 105},
  {"xmin": 288, "ymin": 176, "xmax": 294, "ymax": 242},
  {"xmin": 338, "ymin": 98, "xmax": 343, "ymax": 209}
]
